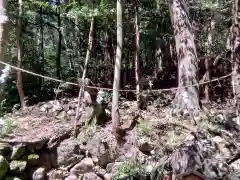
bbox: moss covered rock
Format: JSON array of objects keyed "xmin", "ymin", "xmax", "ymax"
[
  {"xmin": 9, "ymin": 160, "xmax": 27, "ymax": 174},
  {"xmin": 25, "ymin": 154, "xmax": 40, "ymax": 166}
]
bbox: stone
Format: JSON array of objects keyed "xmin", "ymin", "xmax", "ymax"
[
  {"xmin": 47, "ymin": 169, "xmax": 67, "ymax": 180},
  {"xmin": 56, "ymin": 110, "xmax": 66, "ymax": 119},
  {"xmin": 28, "ymin": 167, "xmax": 46, "ymax": 180},
  {"xmin": 92, "ymin": 156, "xmax": 99, "ymax": 165},
  {"xmin": 70, "ymin": 158, "xmax": 94, "ymax": 175},
  {"xmin": 82, "ymin": 172, "xmax": 102, "ymax": 180},
  {"xmin": 67, "ymin": 109, "xmax": 76, "ymax": 116},
  {"xmin": 94, "ymin": 165, "xmax": 106, "ymax": 177},
  {"xmin": 0, "ymin": 155, "xmax": 8, "ymax": 179},
  {"xmin": 65, "ymin": 175, "xmax": 78, "ymax": 180},
  {"xmin": 86, "ymin": 132, "xmax": 115, "ymax": 168},
  {"xmin": 53, "ymin": 104, "xmax": 62, "ymax": 111},
  {"xmin": 0, "ymin": 142, "xmax": 12, "ymax": 158},
  {"xmin": 9, "ymin": 160, "xmax": 27, "ymax": 174},
  {"xmin": 137, "ymin": 138, "xmax": 154, "ymax": 153},
  {"xmin": 39, "ymin": 106, "xmax": 46, "ymax": 112},
  {"xmin": 57, "ymin": 138, "xmax": 84, "ymax": 168},
  {"xmin": 63, "ymin": 104, "xmax": 69, "ymax": 111},
  {"xmin": 44, "ymin": 103, "xmax": 53, "ymax": 110},
  {"xmin": 230, "ymin": 159, "xmax": 240, "ymax": 170},
  {"xmin": 104, "ymin": 173, "xmax": 111, "ymax": 180},
  {"xmin": 211, "ymin": 136, "xmax": 232, "ymax": 160},
  {"xmin": 11, "ymin": 144, "xmax": 26, "ymax": 160}
]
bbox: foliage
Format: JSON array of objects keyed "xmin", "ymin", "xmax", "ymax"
[
  {"xmin": 77, "ymin": 123, "xmax": 100, "ymax": 141},
  {"xmin": 112, "ymin": 161, "xmax": 150, "ymax": 180},
  {"xmin": 136, "ymin": 120, "xmax": 153, "ymax": 137},
  {"xmin": 0, "ymin": 116, "xmax": 16, "ymax": 138}
]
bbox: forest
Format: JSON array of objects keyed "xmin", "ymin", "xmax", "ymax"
[{"xmin": 0, "ymin": 0, "xmax": 240, "ymax": 180}]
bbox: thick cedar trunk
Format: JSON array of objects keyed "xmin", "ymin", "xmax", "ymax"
[
  {"xmin": 112, "ymin": 0, "xmax": 122, "ymax": 139},
  {"xmin": 169, "ymin": 0, "xmax": 200, "ymax": 114},
  {"xmin": 16, "ymin": 0, "xmax": 26, "ymax": 108},
  {"xmin": 74, "ymin": 17, "xmax": 95, "ymax": 135},
  {"xmin": 135, "ymin": 2, "xmax": 140, "ymax": 109},
  {"xmin": 0, "ymin": 0, "xmax": 8, "ymax": 61},
  {"xmin": 0, "ymin": 0, "xmax": 9, "ymax": 88},
  {"xmin": 232, "ymin": 0, "xmax": 240, "ymax": 124}
]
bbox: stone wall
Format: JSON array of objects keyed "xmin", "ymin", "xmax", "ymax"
[{"xmin": 0, "ymin": 136, "xmax": 113, "ymax": 180}]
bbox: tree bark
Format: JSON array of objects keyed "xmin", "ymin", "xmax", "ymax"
[
  {"xmin": 56, "ymin": 9, "xmax": 62, "ymax": 79},
  {"xmin": 16, "ymin": 0, "xmax": 26, "ymax": 109},
  {"xmin": 0, "ymin": 0, "xmax": 9, "ymax": 80},
  {"xmin": 232, "ymin": 0, "xmax": 240, "ymax": 124},
  {"xmin": 168, "ymin": 0, "xmax": 200, "ymax": 114},
  {"xmin": 112, "ymin": 0, "xmax": 123, "ymax": 139},
  {"xmin": 135, "ymin": 1, "xmax": 140, "ymax": 109},
  {"xmin": 204, "ymin": 15, "xmax": 215, "ymax": 102}
]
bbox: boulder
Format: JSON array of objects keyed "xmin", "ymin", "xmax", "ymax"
[
  {"xmin": 57, "ymin": 138, "xmax": 84, "ymax": 168},
  {"xmin": 9, "ymin": 160, "xmax": 27, "ymax": 174},
  {"xmin": 0, "ymin": 155, "xmax": 8, "ymax": 179}
]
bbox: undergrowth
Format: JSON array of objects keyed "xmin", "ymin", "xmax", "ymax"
[
  {"xmin": 112, "ymin": 161, "xmax": 150, "ymax": 180},
  {"xmin": 77, "ymin": 123, "xmax": 100, "ymax": 141},
  {"xmin": 136, "ymin": 120, "xmax": 153, "ymax": 137},
  {"xmin": 0, "ymin": 116, "xmax": 16, "ymax": 137}
]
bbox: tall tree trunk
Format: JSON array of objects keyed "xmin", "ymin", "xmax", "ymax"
[
  {"xmin": 168, "ymin": 0, "xmax": 200, "ymax": 114},
  {"xmin": 232, "ymin": 0, "xmax": 240, "ymax": 124},
  {"xmin": 204, "ymin": 14, "xmax": 215, "ymax": 102},
  {"xmin": 16, "ymin": 0, "xmax": 25, "ymax": 108},
  {"xmin": 112, "ymin": 0, "xmax": 123, "ymax": 140},
  {"xmin": 39, "ymin": 7, "xmax": 44, "ymax": 87},
  {"xmin": 0, "ymin": 0, "xmax": 9, "ymax": 86},
  {"xmin": 74, "ymin": 17, "xmax": 95, "ymax": 136},
  {"xmin": 56, "ymin": 9, "xmax": 62, "ymax": 79},
  {"xmin": 135, "ymin": 1, "xmax": 140, "ymax": 109}
]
